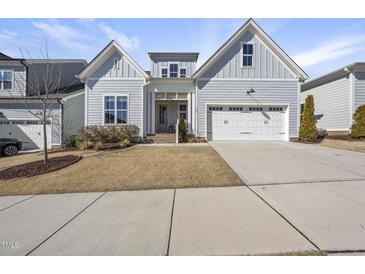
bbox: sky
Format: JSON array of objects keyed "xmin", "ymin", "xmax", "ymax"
[{"xmin": 1, "ymin": 18, "xmax": 365, "ymax": 79}]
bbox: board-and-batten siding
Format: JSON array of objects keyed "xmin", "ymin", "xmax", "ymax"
[
  {"xmin": 354, "ymin": 72, "xmax": 365, "ymax": 109},
  {"xmin": 201, "ymin": 31, "xmax": 295, "ymax": 79},
  {"xmin": 151, "ymin": 58, "xmax": 196, "ymax": 78},
  {"xmin": 197, "ymin": 79, "xmax": 299, "ymax": 138},
  {"xmin": 91, "ymin": 52, "xmax": 143, "ymax": 79},
  {"xmin": 86, "ymin": 79, "xmax": 144, "ymax": 135},
  {"xmin": 301, "ymin": 76, "xmax": 350, "ymax": 130},
  {"xmin": 0, "ymin": 65, "xmax": 26, "ymax": 97}
]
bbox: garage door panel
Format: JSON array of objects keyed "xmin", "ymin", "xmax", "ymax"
[
  {"xmin": 0, "ymin": 122, "xmax": 52, "ymax": 149},
  {"xmin": 210, "ymin": 105, "xmax": 287, "ymax": 141}
]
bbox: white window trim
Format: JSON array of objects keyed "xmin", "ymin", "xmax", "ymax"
[
  {"xmin": 240, "ymin": 42, "xmax": 255, "ymax": 68},
  {"xmin": 169, "ymin": 62, "xmax": 179, "ymax": 78},
  {"xmin": 161, "ymin": 67, "xmax": 168, "ymax": 78},
  {"xmin": 179, "ymin": 67, "xmax": 187, "ymax": 78},
  {"xmin": 178, "ymin": 102, "xmax": 188, "ymax": 120},
  {"xmin": 102, "ymin": 94, "xmax": 130, "ymax": 126},
  {"xmin": 0, "ymin": 69, "xmax": 14, "ymax": 90}
]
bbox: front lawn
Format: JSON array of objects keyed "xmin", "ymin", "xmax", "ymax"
[{"xmin": 0, "ymin": 146, "xmax": 243, "ymax": 196}]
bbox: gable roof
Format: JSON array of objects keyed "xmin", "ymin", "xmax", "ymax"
[
  {"xmin": 301, "ymin": 62, "xmax": 365, "ymax": 92},
  {"xmin": 0, "ymin": 52, "xmax": 13, "ymax": 60},
  {"xmin": 193, "ymin": 18, "xmax": 308, "ymax": 80},
  {"xmin": 77, "ymin": 40, "xmax": 149, "ymax": 80}
]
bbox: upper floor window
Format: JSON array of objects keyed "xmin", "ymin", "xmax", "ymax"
[
  {"xmin": 161, "ymin": 68, "xmax": 168, "ymax": 78},
  {"xmin": 180, "ymin": 68, "xmax": 186, "ymax": 78},
  {"xmin": 242, "ymin": 44, "xmax": 253, "ymax": 67},
  {"xmin": 104, "ymin": 95, "xmax": 128, "ymax": 125},
  {"xmin": 169, "ymin": 64, "xmax": 178, "ymax": 78},
  {"xmin": 0, "ymin": 70, "xmax": 12, "ymax": 90}
]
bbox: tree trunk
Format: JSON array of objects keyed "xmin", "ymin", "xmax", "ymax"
[{"xmin": 43, "ymin": 105, "xmax": 48, "ymax": 164}]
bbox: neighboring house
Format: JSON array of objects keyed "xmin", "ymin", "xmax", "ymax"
[
  {"xmin": 301, "ymin": 63, "xmax": 365, "ymax": 134},
  {"xmin": 78, "ymin": 18, "xmax": 308, "ymax": 141},
  {"xmin": 0, "ymin": 53, "xmax": 87, "ymax": 149}
]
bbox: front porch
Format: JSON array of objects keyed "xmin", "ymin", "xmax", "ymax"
[
  {"xmin": 155, "ymin": 100, "xmax": 187, "ymax": 133},
  {"xmin": 145, "ymin": 90, "xmax": 195, "ymax": 135}
]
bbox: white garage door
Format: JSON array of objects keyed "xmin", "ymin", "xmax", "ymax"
[
  {"xmin": 209, "ymin": 105, "xmax": 287, "ymax": 141},
  {"xmin": 0, "ymin": 120, "xmax": 52, "ymax": 149}
]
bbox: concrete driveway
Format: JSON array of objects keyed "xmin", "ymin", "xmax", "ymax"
[
  {"xmin": 210, "ymin": 141, "xmax": 365, "ymax": 185},
  {"xmin": 252, "ymin": 180, "xmax": 365, "ymax": 251}
]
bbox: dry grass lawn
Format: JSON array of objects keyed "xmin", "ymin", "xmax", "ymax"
[
  {"xmin": 0, "ymin": 146, "xmax": 243, "ymax": 196},
  {"xmin": 318, "ymin": 139, "xmax": 365, "ymax": 153}
]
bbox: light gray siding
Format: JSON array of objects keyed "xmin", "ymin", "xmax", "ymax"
[
  {"xmin": 354, "ymin": 72, "xmax": 365, "ymax": 109},
  {"xmin": 201, "ymin": 31, "xmax": 295, "ymax": 79},
  {"xmin": 0, "ymin": 64, "xmax": 26, "ymax": 97},
  {"xmin": 197, "ymin": 79, "xmax": 299, "ymax": 138},
  {"xmin": 91, "ymin": 52, "xmax": 143, "ymax": 79},
  {"xmin": 150, "ymin": 57, "xmax": 196, "ymax": 78},
  {"xmin": 86, "ymin": 79, "xmax": 145, "ymax": 135},
  {"xmin": 301, "ymin": 76, "xmax": 350, "ymax": 130},
  {"xmin": 63, "ymin": 92, "xmax": 85, "ymax": 137}
]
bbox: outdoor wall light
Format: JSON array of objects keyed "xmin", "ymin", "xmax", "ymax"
[{"xmin": 246, "ymin": 88, "xmax": 255, "ymax": 95}]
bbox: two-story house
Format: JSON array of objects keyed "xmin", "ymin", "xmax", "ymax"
[
  {"xmin": 78, "ymin": 19, "xmax": 307, "ymax": 142},
  {"xmin": 0, "ymin": 53, "xmax": 87, "ymax": 149}
]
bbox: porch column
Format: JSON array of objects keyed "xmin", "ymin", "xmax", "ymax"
[
  {"xmin": 188, "ymin": 92, "xmax": 192, "ymax": 134},
  {"xmin": 151, "ymin": 91, "xmax": 155, "ymax": 134}
]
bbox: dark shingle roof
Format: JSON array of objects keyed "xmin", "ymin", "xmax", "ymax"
[{"xmin": 0, "ymin": 52, "xmax": 13, "ymax": 60}]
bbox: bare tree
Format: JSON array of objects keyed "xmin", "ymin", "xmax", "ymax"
[{"xmin": 9, "ymin": 42, "xmax": 62, "ymax": 163}]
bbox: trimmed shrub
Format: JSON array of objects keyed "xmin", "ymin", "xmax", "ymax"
[
  {"xmin": 351, "ymin": 105, "xmax": 365, "ymax": 138},
  {"xmin": 299, "ymin": 95, "xmax": 317, "ymax": 141},
  {"xmin": 178, "ymin": 117, "xmax": 187, "ymax": 143},
  {"xmin": 65, "ymin": 135, "xmax": 84, "ymax": 148},
  {"xmin": 79, "ymin": 125, "xmax": 140, "ymax": 145}
]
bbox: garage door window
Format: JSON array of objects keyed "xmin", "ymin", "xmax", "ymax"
[
  {"xmin": 209, "ymin": 106, "xmax": 223, "ymax": 111},
  {"xmin": 229, "ymin": 107, "xmax": 243, "ymax": 111},
  {"xmin": 249, "ymin": 107, "xmax": 263, "ymax": 111},
  {"xmin": 269, "ymin": 107, "xmax": 283, "ymax": 111}
]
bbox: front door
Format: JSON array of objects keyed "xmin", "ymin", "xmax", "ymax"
[{"xmin": 157, "ymin": 103, "xmax": 168, "ymax": 132}]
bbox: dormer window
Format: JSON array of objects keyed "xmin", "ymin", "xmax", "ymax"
[
  {"xmin": 242, "ymin": 44, "xmax": 253, "ymax": 67},
  {"xmin": 180, "ymin": 68, "xmax": 186, "ymax": 78},
  {"xmin": 161, "ymin": 68, "xmax": 168, "ymax": 78},
  {"xmin": 169, "ymin": 64, "xmax": 178, "ymax": 78}
]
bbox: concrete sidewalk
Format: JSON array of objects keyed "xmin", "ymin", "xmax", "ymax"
[{"xmin": 1, "ymin": 182, "xmax": 365, "ymax": 255}]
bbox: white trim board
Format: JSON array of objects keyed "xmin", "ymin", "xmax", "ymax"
[{"xmin": 197, "ymin": 78, "xmax": 299, "ymax": 81}]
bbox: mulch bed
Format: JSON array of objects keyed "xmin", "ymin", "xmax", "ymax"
[{"xmin": 0, "ymin": 155, "xmax": 82, "ymax": 180}]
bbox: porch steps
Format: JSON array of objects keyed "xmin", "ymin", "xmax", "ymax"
[{"xmin": 146, "ymin": 134, "xmax": 176, "ymax": 144}]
